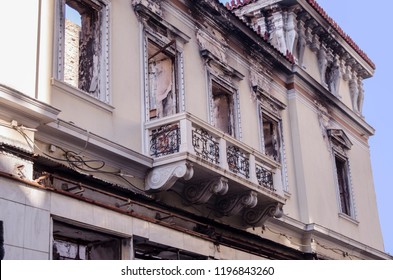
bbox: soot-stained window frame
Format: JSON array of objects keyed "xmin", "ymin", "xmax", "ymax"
[{"xmin": 54, "ymin": 0, "xmax": 111, "ymax": 104}]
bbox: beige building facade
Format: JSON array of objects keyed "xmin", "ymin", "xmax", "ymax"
[{"xmin": 0, "ymin": 0, "xmax": 390, "ymax": 259}]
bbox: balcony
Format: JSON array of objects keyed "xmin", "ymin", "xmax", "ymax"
[{"xmin": 145, "ymin": 112, "xmax": 285, "ymax": 227}]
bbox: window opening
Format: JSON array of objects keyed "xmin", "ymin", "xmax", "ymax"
[
  {"xmin": 133, "ymin": 236, "xmax": 206, "ymax": 260},
  {"xmin": 148, "ymin": 40, "xmax": 177, "ymax": 119},
  {"xmin": 262, "ymin": 115, "xmax": 281, "ymax": 162},
  {"xmin": 59, "ymin": 0, "xmax": 108, "ymax": 101},
  {"xmin": 335, "ymin": 156, "xmax": 351, "ymax": 216},
  {"xmin": 211, "ymin": 81, "xmax": 234, "ymax": 136},
  {"xmin": 52, "ymin": 221, "xmax": 121, "ymax": 260}
]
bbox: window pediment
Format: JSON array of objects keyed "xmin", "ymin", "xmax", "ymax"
[
  {"xmin": 327, "ymin": 129, "xmax": 353, "ymax": 151},
  {"xmin": 196, "ymin": 29, "xmax": 244, "ymax": 81}
]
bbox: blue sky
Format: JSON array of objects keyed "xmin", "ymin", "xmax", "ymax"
[{"xmin": 220, "ymin": 0, "xmax": 393, "ymax": 255}]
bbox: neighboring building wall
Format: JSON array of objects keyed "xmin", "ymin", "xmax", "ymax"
[{"xmin": 64, "ymin": 19, "xmax": 80, "ymax": 88}]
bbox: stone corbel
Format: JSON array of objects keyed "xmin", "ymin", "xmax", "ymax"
[
  {"xmin": 343, "ymin": 64, "xmax": 352, "ymax": 82},
  {"xmin": 357, "ymin": 78, "xmax": 365, "ymax": 115},
  {"xmin": 268, "ymin": 10, "xmax": 287, "ymax": 54},
  {"xmin": 215, "ymin": 191, "xmax": 258, "ymax": 217},
  {"xmin": 327, "ymin": 56, "xmax": 341, "ymax": 97},
  {"xmin": 349, "ymin": 73, "xmax": 360, "ymax": 113},
  {"xmin": 317, "ymin": 44, "xmax": 328, "ymax": 87},
  {"xmin": 296, "ymin": 20, "xmax": 306, "ymax": 67},
  {"xmin": 310, "ymin": 33, "xmax": 320, "ymax": 53},
  {"xmin": 253, "ymin": 14, "xmax": 267, "ymax": 36},
  {"xmin": 145, "ymin": 161, "xmax": 194, "ymax": 192},
  {"xmin": 183, "ymin": 177, "xmax": 229, "ymax": 204},
  {"xmin": 243, "ymin": 202, "xmax": 283, "ymax": 227},
  {"xmin": 305, "ymin": 25, "xmax": 314, "ymax": 46},
  {"xmin": 284, "ymin": 10, "xmax": 298, "ymax": 55},
  {"xmin": 340, "ymin": 60, "xmax": 349, "ymax": 81}
]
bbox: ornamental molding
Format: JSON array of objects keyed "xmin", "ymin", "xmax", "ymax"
[
  {"xmin": 196, "ymin": 29, "xmax": 244, "ymax": 81},
  {"xmin": 183, "ymin": 177, "xmax": 229, "ymax": 205},
  {"xmin": 327, "ymin": 129, "xmax": 353, "ymax": 152},
  {"xmin": 132, "ymin": 0, "xmax": 162, "ymax": 17},
  {"xmin": 250, "ymin": 67, "xmax": 272, "ymax": 97},
  {"xmin": 145, "ymin": 161, "xmax": 194, "ymax": 192},
  {"xmin": 243, "ymin": 202, "xmax": 283, "ymax": 227},
  {"xmin": 196, "ymin": 28, "xmax": 228, "ymax": 64},
  {"xmin": 215, "ymin": 191, "xmax": 258, "ymax": 217}
]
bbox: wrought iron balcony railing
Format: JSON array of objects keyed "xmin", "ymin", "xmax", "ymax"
[{"xmin": 146, "ymin": 113, "xmax": 283, "ymax": 195}]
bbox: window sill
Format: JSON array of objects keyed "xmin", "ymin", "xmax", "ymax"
[
  {"xmin": 51, "ymin": 79, "xmax": 114, "ymax": 113},
  {"xmin": 338, "ymin": 212, "xmax": 359, "ymax": 225}
]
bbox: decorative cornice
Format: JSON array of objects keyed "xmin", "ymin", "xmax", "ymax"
[
  {"xmin": 225, "ymin": 0, "xmax": 375, "ymax": 71},
  {"xmin": 0, "ymin": 84, "xmax": 60, "ymax": 127}
]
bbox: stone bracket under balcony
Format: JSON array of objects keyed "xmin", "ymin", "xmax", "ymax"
[
  {"xmin": 183, "ymin": 176, "xmax": 229, "ymax": 205},
  {"xmin": 243, "ymin": 202, "xmax": 284, "ymax": 227},
  {"xmin": 215, "ymin": 191, "xmax": 258, "ymax": 217},
  {"xmin": 145, "ymin": 160, "xmax": 194, "ymax": 192}
]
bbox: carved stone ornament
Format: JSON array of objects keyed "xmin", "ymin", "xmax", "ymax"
[
  {"xmin": 296, "ymin": 20, "xmax": 306, "ymax": 67},
  {"xmin": 250, "ymin": 68, "xmax": 272, "ymax": 95},
  {"xmin": 317, "ymin": 45, "xmax": 328, "ymax": 87},
  {"xmin": 243, "ymin": 202, "xmax": 283, "ymax": 227},
  {"xmin": 196, "ymin": 29, "xmax": 227, "ymax": 64},
  {"xmin": 131, "ymin": 0, "xmax": 162, "ymax": 17},
  {"xmin": 315, "ymin": 101, "xmax": 331, "ymax": 139},
  {"xmin": 215, "ymin": 191, "xmax": 258, "ymax": 217},
  {"xmin": 145, "ymin": 161, "xmax": 194, "ymax": 192},
  {"xmin": 327, "ymin": 129, "xmax": 353, "ymax": 151},
  {"xmin": 183, "ymin": 177, "xmax": 229, "ymax": 205}
]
